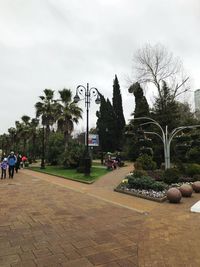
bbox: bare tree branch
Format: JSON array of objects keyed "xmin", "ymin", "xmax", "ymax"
[{"xmin": 132, "ymin": 43, "xmax": 190, "ymax": 101}]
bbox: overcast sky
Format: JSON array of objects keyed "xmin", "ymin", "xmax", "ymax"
[{"xmin": 0, "ymin": 0, "xmax": 200, "ymax": 134}]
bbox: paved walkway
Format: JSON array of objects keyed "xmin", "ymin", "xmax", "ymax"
[{"xmin": 0, "ymin": 165, "xmax": 200, "ymax": 266}]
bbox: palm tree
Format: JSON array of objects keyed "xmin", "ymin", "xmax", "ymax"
[
  {"xmin": 8, "ymin": 127, "xmax": 17, "ymax": 151},
  {"xmin": 57, "ymin": 88, "xmax": 82, "ymax": 152},
  {"xmin": 0, "ymin": 133, "xmax": 10, "ymax": 155},
  {"xmin": 21, "ymin": 115, "xmax": 31, "ymax": 154},
  {"xmin": 35, "ymin": 89, "xmax": 57, "ymax": 164},
  {"xmin": 35, "ymin": 89, "xmax": 57, "ymax": 136},
  {"xmin": 29, "ymin": 118, "xmax": 39, "ymax": 161}
]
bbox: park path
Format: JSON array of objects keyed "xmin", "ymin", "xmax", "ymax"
[
  {"xmin": 22, "ymin": 163, "xmax": 159, "ymax": 214},
  {"xmin": 0, "ymin": 166, "xmax": 145, "ymax": 267},
  {"xmin": 1, "ymin": 165, "xmax": 200, "ymax": 266},
  {"xmin": 22, "ymin": 165, "xmax": 200, "ymax": 267}
]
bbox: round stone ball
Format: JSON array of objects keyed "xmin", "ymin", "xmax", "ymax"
[
  {"xmin": 192, "ymin": 181, "xmax": 200, "ymax": 193},
  {"xmin": 179, "ymin": 184, "xmax": 193, "ymax": 197},
  {"xmin": 167, "ymin": 188, "xmax": 182, "ymax": 203}
]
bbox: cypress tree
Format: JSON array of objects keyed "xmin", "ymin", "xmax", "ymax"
[
  {"xmin": 112, "ymin": 75, "xmax": 126, "ymax": 150},
  {"xmin": 125, "ymin": 82, "xmax": 150, "ymax": 160},
  {"xmin": 96, "ymin": 95, "xmax": 117, "ymax": 153}
]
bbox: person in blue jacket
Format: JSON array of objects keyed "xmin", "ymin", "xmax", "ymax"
[{"xmin": 7, "ymin": 151, "xmax": 17, "ymax": 178}]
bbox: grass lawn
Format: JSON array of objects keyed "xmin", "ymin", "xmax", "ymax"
[{"xmin": 29, "ymin": 165, "xmax": 109, "ymax": 183}]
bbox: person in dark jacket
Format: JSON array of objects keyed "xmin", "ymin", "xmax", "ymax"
[
  {"xmin": 15, "ymin": 154, "xmax": 22, "ymax": 173},
  {"xmin": 7, "ymin": 151, "xmax": 17, "ymax": 178}
]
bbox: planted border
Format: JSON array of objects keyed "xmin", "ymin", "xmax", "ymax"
[{"xmin": 114, "ymin": 184, "xmax": 167, "ymax": 203}]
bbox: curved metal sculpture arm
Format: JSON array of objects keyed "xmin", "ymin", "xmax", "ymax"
[
  {"xmin": 134, "ymin": 117, "xmax": 165, "ymax": 138},
  {"xmin": 169, "ymin": 125, "xmax": 200, "ymax": 146},
  {"xmin": 144, "ymin": 131, "xmax": 164, "ymax": 143}
]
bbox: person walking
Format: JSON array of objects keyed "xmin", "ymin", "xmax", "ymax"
[
  {"xmin": 1, "ymin": 158, "xmax": 8, "ymax": 179},
  {"xmin": 21, "ymin": 155, "xmax": 28, "ymax": 168},
  {"xmin": 15, "ymin": 154, "xmax": 22, "ymax": 173},
  {"xmin": 7, "ymin": 151, "xmax": 17, "ymax": 179}
]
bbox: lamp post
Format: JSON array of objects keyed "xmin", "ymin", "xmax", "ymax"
[{"xmin": 74, "ymin": 83, "xmax": 101, "ymax": 175}]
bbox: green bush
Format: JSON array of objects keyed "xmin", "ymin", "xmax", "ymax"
[
  {"xmin": 135, "ymin": 154, "xmax": 157, "ymax": 170},
  {"xmin": 178, "ymin": 176, "xmax": 194, "ymax": 183},
  {"xmin": 59, "ymin": 141, "xmax": 85, "ymax": 168},
  {"xmin": 175, "ymin": 135, "xmax": 191, "ymax": 142},
  {"xmin": 132, "ymin": 169, "xmax": 148, "ymax": 178},
  {"xmin": 140, "ymin": 147, "xmax": 153, "ymax": 156},
  {"xmin": 147, "ymin": 169, "xmax": 164, "ymax": 181},
  {"xmin": 47, "ymin": 132, "xmax": 64, "ymax": 165},
  {"xmin": 185, "ymin": 163, "xmax": 200, "ymax": 177},
  {"xmin": 193, "ymin": 174, "xmax": 200, "ymax": 181},
  {"xmin": 134, "ymin": 161, "xmax": 142, "ymax": 170},
  {"xmin": 128, "ymin": 175, "xmax": 167, "ymax": 191},
  {"xmin": 162, "ymin": 168, "xmax": 180, "ymax": 184},
  {"xmin": 151, "ymin": 181, "xmax": 167, "ymax": 191},
  {"xmin": 187, "ymin": 148, "xmax": 200, "ymax": 164}
]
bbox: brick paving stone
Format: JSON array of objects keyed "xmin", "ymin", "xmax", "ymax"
[
  {"xmin": 117, "ymin": 256, "xmax": 138, "ymax": 267},
  {"xmin": 0, "ymin": 246, "xmax": 22, "ymax": 257},
  {"xmin": 98, "ymin": 262, "xmax": 121, "ymax": 267},
  {"xmin": 64, "ymin": 250, "xmax": 82, "ymax": 261},
  {"xmin": 77, "ymin": 246, "xmax": 98, "ymax": 257},
  {"xmin": 0, "ymin": 254, "xmax": 21, "ymax": 265},
  {"xmin": 11, "ymin": 260, "xmax": 37, "ymax": 267},
  {"xmin": 72, "ymin": 239, "xmax": 97, "ymax": 249},
  {"xmin": 61, "ymin": 257, "xmax": 94, "ymax": 267},
  {"xmin": 19, "ymin": 251, "xmax": 36, "ymax": 261},
  {"xmin": 86, "ymin": 251, "xmax": 118, "ymax": 265},
  {"xmin": 32, "ymin": 248, "xmax": 53, "ymax": 258},
  {"xmin": 35, "ymin": 253, "xmax": 68, "ymax": 266}
]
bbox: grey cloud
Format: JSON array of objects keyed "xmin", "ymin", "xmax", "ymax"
[{"xmin": 0, "ymin": 0, "xmax": 199, "ymax": 134}]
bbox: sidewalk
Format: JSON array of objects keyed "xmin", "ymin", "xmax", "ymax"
[
  {"xmin": 22, "ymin": 166, "xmax": 200, "ymax": 267},
  {"xmin": 0, "ymin": 168, "xmax": 144, "ymax": 267},
  {"xmin": 1, "ymin": 166, "xmax": 200, "ymax": 266}
]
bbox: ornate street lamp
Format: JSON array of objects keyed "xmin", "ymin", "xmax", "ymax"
[
  {"xmin": 74, "ymin": 83, "xmax": 101, "ymax": 175},
  {"xmin": 40, "ymin": 125, "xmax": 45, "ymax": 169}
]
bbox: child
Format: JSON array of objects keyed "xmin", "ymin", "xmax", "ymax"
[{"xmin": 1, "ymin": 158, "xmax": 8, "ymax": 179}]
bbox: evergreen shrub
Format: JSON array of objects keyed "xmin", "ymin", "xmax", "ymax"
[
  {"xmin": 187, "ymin": 148, "xmax": 200, "ymax": 164},
  {"xmin": 128, "ymin": 175, "xmax": 167, "ymax": 191},
  {"xmin": 59, "ymin": 141, "xmax": 85, "ymax": 168},
  {"xmin": 135, "ymin": 154, "xmax": 157, "ymax": 170},
  {"xmin": 132, "ymin": 169, "xmax": 148, "ymax": 178},
  {"xmin": 185, "ymin": 163, "xmax": 200, "ymax": 177},
  {"xmin": 147, "ymin": 169, "xmax": 164, "ymax": 181},
  {"xmin": 178, "ymin": 176, "xmax": 194, "ymax": 183},
  {"xmin": 162, "ymin": 168, "xmax": 180, "ymax": 184},
  {"xmin": 193, "ymin": 174, "xmax": 200, "ymax": 181}
]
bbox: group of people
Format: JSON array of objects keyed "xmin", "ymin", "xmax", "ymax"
[
  {"xmin": 105, "ymin": 152, "xmax": 123, "ymax": 170},
  {"xmin": 0, "ymin": 152, "xmax": 27, "ymax": 179}
]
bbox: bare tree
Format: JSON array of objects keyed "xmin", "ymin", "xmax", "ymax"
[{"xmin": 133, "ymin": 43, "xmax": 190, "ymax": 100}]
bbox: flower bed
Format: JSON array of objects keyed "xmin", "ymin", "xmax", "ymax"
[{"xmin": 115, "ymin": 182, "xmax": 167, "ymax": 202}]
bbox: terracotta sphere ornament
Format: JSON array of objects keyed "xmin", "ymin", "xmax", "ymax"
[
  {"xmin": 192, "ymin": 181, "xmax": 200, "ymax": 193},
  {"xmin": 167, "ymin": 188, "xmax": 182, "ymax": 203},
  {"xmin": 179, "ymin": 184, "xmax": 193, "ymax": 197}
]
